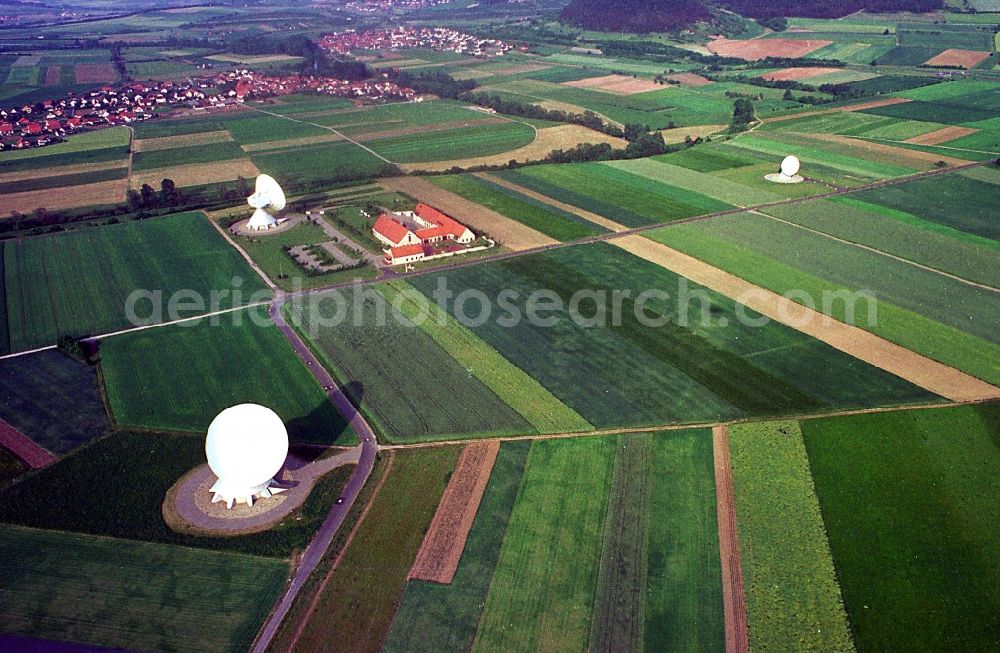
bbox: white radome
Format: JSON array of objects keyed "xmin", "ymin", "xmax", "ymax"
[
  {"xmin": 780, "ymin": 155, "xmax": 800, "ymax": 178},
  {"xmin": 246, "ymin": 174, "xmax": 286, "ymax": 231},
  {"xmin": 206, "ymin": 403, "xmax": 289, "ymax": 509}
]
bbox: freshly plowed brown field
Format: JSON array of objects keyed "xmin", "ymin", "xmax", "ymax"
[
  {"xmin": 760, "ymin": 67, "xmax": 843, "ymax": 81},
  {"xmin": 74, "ymin": 63, "xmax": 117, "ymax": 83},
  {"xmin": 408, "ymin": 440, "xmax": 500, "ymax": 584},
  {"xmin": 924, "ymin": 48, "xmax": 991, "ymax": 69},
  {"xmin": 667, "ymin": 72, "xmax": 713, "ymax": 87},
  {"xmin": 713, "ymin": 425, "xmax": 749, "ymax": 653},
  {"xmin": 706, "ymin": 38, "xmax": 832, "ymax": 61}
]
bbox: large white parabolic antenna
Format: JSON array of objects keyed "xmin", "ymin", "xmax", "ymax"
[
  {"xmin": 765, "ymin": 154, "xmax": 804, "ymax": 184},
  {"xmin": 246, "ymin": 174, "xmax": 286, "ymax": 231},
  {"xmin": 206, "ymin": 403, "xmax": 289, "ymax": 509}
]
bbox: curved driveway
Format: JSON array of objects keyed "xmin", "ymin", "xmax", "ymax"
[{"xmin": 251, "ymin": 298, "xmax": 379, "ymax": 653}]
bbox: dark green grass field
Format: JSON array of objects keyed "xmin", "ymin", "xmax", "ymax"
[
  {"xmin": 851, "ymin": 172, "xmax": 1000, "ymax": 242},
  {"xmin": 0, "ymin": 430, "xmax": 355, "ymax": 558},
  {"xmin": 285, "ymin": 295, "xmax": 533, "ymax": 443},
  {"xmin": 0, "ymin": 144, "xmax": 127, "ymax": 173},
  {"xmin": 428, "ymin": 173, "xmax": 606, "ymax": 241},
  {"xmin": 382, "ymin": 440, "xmax": 531, "ymax": 653},
  {"xmin": 0, "ymin": 525, "xmax": 287, "ymax": 653},
  {"xmin": 802, "ymin": 404, "xmax": 1000, "ymax": 652},
  {"xmin": 132, "ymin": 140, "xmax": 248, "ymax": 171},
  {"xmin": 100, "ymin": 306, "xmax": 355, "ymax": 445},
  {"xmin": 860, "ymin": 99, "xmax": 997, "ymax": 125},
  {"xmin": 1, "ymin": 212, "xmax": 270, "ymax": 354},
  {"xmin": 292, "ymin": 446, "xmax": 460, "ymax": 653},
  {"xmin": 408, "ymin": 243, "xmax": 935, "ymax": 430},
  {"xmin": 368, "ymin": 122, "xmax": 535, "ymax": 163},
  {"xmin": 0, "ymin": 350, "xmax": 107, "ymax": 455},
  {"xmin": 250, "ymin": 140, "xmax": 396, "ymax": 187},
  {"xmin": 873, "ymin": 46, "xmax": 944, "ymax": 66}
]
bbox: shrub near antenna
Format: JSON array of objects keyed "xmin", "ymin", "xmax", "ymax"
[{"xmin": 246, "ymin": 174, "xmax": 286, "ymax": 230}]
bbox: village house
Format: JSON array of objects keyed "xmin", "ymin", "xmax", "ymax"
[{"xmin": 373, "ymin": 203, "xmax": 476, "ymax": 265}]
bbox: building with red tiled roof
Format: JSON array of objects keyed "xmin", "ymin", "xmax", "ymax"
[
  {"xmin": 385, "ymin": 243, "xmax": 427, "ymax": 266},
  {"xmin": 373, "ymin": 204, "xmax": 477, "ymax": 265},
  {"xmin": 413, "ymin": 203, "xmax": 474, "ymax": 244},
  {"xmin": 373, "ymin": 213, "xmax": 421, "ymax": 248}
]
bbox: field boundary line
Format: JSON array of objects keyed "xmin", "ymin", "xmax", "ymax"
[
  {"xmin": 0, "ymin": 416, "xmax": 55, "ymax": 468},
  {"xmin": 204, "ymin": 214, "xmax": 277, "ymax": 291},
  {"xmin": 80, "ymin": 301, "xmax": 271, "ymax": 343},
  {"xmin": 713, "ymin": 425, "xmax": 749, "ymax": 653},
  {"xmin": 244, "ymin": 105, "xmax": 396, "ymax": 165},
  {"xmin": 611, "ymin": 234, "xmax": 1000, "ymax": 402},
  {"xmin": 0, "ymin": 344, "xmax": 56, "ymax": 361},
  {"xmin": 282, "ymin": 451, "xmax": 394, "ymax": 653},
  {"xmin": 750, "ymin": 209, "xmax": 1000, "ymax": 293}
]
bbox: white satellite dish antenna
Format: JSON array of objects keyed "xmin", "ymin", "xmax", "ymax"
[
  {"xmin": 205, "ymin": 403, "xmax": 289, "ymax": 509},
  {"xmin": 246, "ymin": 174, "xmax": 286, "ymax": 230}
]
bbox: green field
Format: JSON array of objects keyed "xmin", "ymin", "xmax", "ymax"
[
  {"xmin": 1, "ymin": 212, "xmax": 269, "ymax": 354},
  {"xmin": 0, "ymin": 350, "xmax": 107, "ymax": 454},
  {"xmin": 407, "ymin": 244, "xmax": 935, "ymax": 430},
  {"xmin": 0, "ymin": 525, "xmax": 287, "ymax": 653},
  {"xmin": 0, "ymin": 429, "xmax": 355, "ymax": 558},
  {"xmin": 497, "ymin": 163, "xmax": 733, "ymax": 227},
  {"xmin": 368, "ymin": 122, "xmax": 535, "ymax": 163},
  {"xmin": 132, "ymin": 140, "xmax": 248, "ymax": 171},
  {"xmin": 428, "ymin": 173, "xmax": 606, "ymax": 241},
  {"xmin": 286, "ymin": 292, "xmax": 533, "ymax": 442},
  {"xmin": 0, "ymin": 167, "xmax": 126, "ymax": 195},
  {"xmin": 729, "ymin": 421, "xmax": 854, "ymax": 653},
  {"xmin": 802, "ymin": 404, "xmax": 1000, "ymax": 652},
  {"xmin": 382, "ymin": 440, "xmax": 531, "ymax": 653},
  {"xmin": 100, "ymin": 306, "xmax": 355, "ymax": 445},
  {"xmin": 292, "ymin": 446, "xmax": 460, "ymax": 653},
  {"xmin": 647, "ymin": 213, "xmax": 1000, "ymax": 384},
  {"xmin": 473, "ymin": 436, "xmax": 616, "ymax": 652},
  {"xmin": 378, "ymin": 281, "xmax": 592, "ymax": 433},
  {"xmin": 250, "ymin": 140, "xmax": 395, "ymax": 187},
  {"xmin": 606, "ymin": 158, "xmax": 785, "ymax": 206},
  {"xmin": 0, "ymin": 126, "xmax": 130, "ymax": 167}
]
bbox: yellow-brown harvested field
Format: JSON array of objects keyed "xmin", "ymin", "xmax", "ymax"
[
  {"xmin": 132, "ymin": 130, "xmax": 234, "ymax": 152},
  {"xmin": 449, "ymin": 69, "xmax": 496, "ymax": 81},
  {"xmin": 562, "ymin": 74, "xmax": 663, "ymax": 95},
  {"xmin": 903, "ymin": 125, "xmax": 979, "ymax": 146},
  {"xmin": 2, "ymin": 179, "xmax": 126, "ymax": 216},
  {"xmin": 659, "ymin": 124, "xmax": 726, "ymax": 143},
  {"xmin": 401, "ymin": 124, "xmax": 626, "ymax": 172},
  {"xmin": 537, "ymin": 100, "xmax": 622, "ymax": 127},
  {"xmin": 611, "ymin": 234, "xmax": 1000, "ymax": 402},
  {"xmin": 760, "ymin": 67, "xmax": 844, "ymax": 81},
  {"xmin": 380, "ymin": 175, "xmax": 557, "ymax": 250},
  {"xmin": 129, "ymin": 158, "xmax": 260, "ymax": 188}
]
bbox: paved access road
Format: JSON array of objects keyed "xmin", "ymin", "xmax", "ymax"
[{"xmin": 251, "ymin": 298, "xmax": 380, "ymax": 653}]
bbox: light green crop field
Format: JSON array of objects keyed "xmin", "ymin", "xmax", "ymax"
[
  {"xmin": 0, "ymin": 126, "xmax": 130, "ymax": 164},
  {"xmin": 802, "ymin": 404, "xmax": 1000, "ymax": 652},
  {"xmin": 473, "ymin": 436, "xmax": 616, "ymax": 653},
  {"xmin": 1, "ymin": 212, "xmax": 269, "ymax": 354},
  {"xmin": 0, "ymin": 525, "xmax": 287, "ymax": 653},
  {"xmin": 100, "ymin": 306, "xmax": 356, "ymax": 445},
  {"xmin": 646, "ymin": 218, "xmax": 1000, "ymax": 384},
  {"xmin": 368, "ymin": 122, "xmax": 535, "ymax": 163},
  {"xmin": 729, "ymin": 421, "xmax": 854, "ymax": 653}
]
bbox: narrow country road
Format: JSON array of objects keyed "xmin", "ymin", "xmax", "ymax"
[{"xmin": 250, "ymin": 298, "xmax": 380, "ymax": 653}]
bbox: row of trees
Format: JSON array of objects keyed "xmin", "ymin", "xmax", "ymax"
[{"xmin": 126, "ymin": 179, "xmax": 182, "ymax": 211}]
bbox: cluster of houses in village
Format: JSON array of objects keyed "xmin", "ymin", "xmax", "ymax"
[
  {"xmin": 372, "ymin": 203, "xmax": 489, "ymax": 266},
  {"xmin": 319, "ymin": 27, "xmax": 513, "ymax": 58},
  {"xmin": 0, "ymin": 69, "xmax": 417, "ymax": 152},
  {"xmin": 344, "ymin": 0, "xmax": 454, "ymax": 14}
]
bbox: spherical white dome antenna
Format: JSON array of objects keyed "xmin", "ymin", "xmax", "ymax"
[
  {"xmin": 246, "ymin": 174, "xmax": 286, "ymax": 231},
  {"xmin": 780, "ymin": 155, "xmax": 800, "ymax": 178},
  {"xmin": 206, "ymin": 403, "xmax": 289, "ymax": 509}
]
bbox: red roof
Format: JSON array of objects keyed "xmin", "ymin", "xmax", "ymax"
[
  {"xmin": 390, "ymin": 244, "xmax": 425, "ymax": 259},
  {"xmin": 25, "ymin": 122, "xmax": 42, "ymax": 134},
  {"xmin": 373, "ymin": 214, "xmax": 413, "ymax": 245},
  {"xmin": 45, "ymin": 119, "xmax": 61, "ymax": 130},
  {"xmin": 0, "ymin": 123, "xmax": 12, "ymax": 134},
  {"xmin": 414, "ymin": 203, "xmax": 470, "ymax": 239}
]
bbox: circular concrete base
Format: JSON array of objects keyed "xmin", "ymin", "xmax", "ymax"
[
  {"xmin": 765, "ymin": 173, "xmax": 804, "ymax": 184},
  {"xmin": 163, "ymin": 448, "xmax": 360, "ymax": 536},
  {"xmin": 231, "ymin": 215, "xmax": 302, "ymax": 237}
]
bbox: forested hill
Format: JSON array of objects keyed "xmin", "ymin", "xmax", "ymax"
[{"xmin": 559, "ymin": 0, "xmax": 943, "ymax": 32}]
